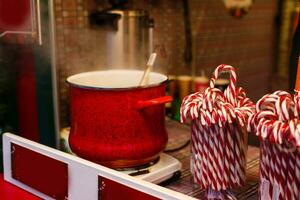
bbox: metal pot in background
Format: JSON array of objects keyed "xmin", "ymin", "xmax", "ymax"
[{"xmin": 90, "ymin": 9, "xmax": 154, "ymax": 69}]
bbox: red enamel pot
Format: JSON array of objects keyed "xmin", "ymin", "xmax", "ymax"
[{"xmin": 67, "ymin": 70, "xmax": 172, "ymax": 169}]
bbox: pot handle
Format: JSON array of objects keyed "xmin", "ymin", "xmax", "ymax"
[{"xmin": 136, "ymin": 96, "xmax": 173, "ymax": 109}]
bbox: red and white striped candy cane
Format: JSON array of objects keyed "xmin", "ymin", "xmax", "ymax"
[
  {"xmin": 210, "ymin": 64, "xmax": 237, "ymax": 106},
  {"xmin": 207, "ymin": 125, "xmax": 219, "ymax": 190},
  {"xmin": 272, "ymin": 144, "xmax": 285, "ymax": 200},
  {"xmin": 293, "ymin": 91, "xmax": 300, "ymax": 117},
  {"xmin": 224, "ymin": 123, "xmax": 236, "ymax": 188},
  {"xmin": 230, "ymin": 123, "xmax": 246, "ymax": 187},
  {"xmin": 211, "ymin": 124, "xmax": 223, "ymax": 191},
  {"xmin": 259, "ymin": 142, "xmax": 269, "ymax": 199},
  {"xmin": 285, "ymin": 144, "xmax": 296, "ymax": 200},
  {"xmin": 265, "ymin": 141, "xmax": 275, "ymax": 198},
  {"xmin": 223, "ymin": 123, "xmax": 231, "ymax": 189},
  {"xmin": 205, "ymin": 123, "xmax": 216, "ymax": 188},
  {"xmin": 191, "ymin": 122, "xmax": 205, "ymax": 188},
  {"xmin": 235, "ymin": 124, "xmax": 246, "ymax": 185},
  {"xmin": 294, "ymin": 148, "xmax": 300, "ymax": 199},
  {"xmin": 219, "ymin": 125, "xmax": 227, "ymax": 190},
  {"xmin": 198, "ymin": 120, "xmax": 210, "ymax": 188},
  {"xmin": 180, "ymin": 92, "xmax": 203, "ymax": 123}
]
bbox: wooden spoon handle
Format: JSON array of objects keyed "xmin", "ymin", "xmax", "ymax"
[{"xmin": 139, "ymin": 53, "xmax": 157, "ymax": 86}]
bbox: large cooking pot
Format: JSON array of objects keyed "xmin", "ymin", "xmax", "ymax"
[{"xmin": 67, "ymin": 70, "xmax": 172, "ymax": 169}]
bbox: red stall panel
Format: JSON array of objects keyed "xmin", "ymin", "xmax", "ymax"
[
  {"xmin": 11, "ymin": 143, "xmax": 68, "ymax": 200},
  {"xmin": 98, "ymin": 176, "xmax": 161, "ymax": 200}
]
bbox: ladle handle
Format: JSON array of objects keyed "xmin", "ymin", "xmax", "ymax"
[{"xmin": 137, "ymin": 96, "xmax": 173, "ymax": 109}]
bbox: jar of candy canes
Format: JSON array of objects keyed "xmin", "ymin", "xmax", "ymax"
[
  {"xmin": 248, "ymin": 90, "xmax": 300, "ymax": 200},
  {"xmin": 181, "ymin": 64, "xmax": 255, "ymax": 199}
]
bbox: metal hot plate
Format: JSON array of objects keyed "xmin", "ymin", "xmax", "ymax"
[{"xmin": 121, "ymin": 153, "xmax": 182, "ymax": 184}]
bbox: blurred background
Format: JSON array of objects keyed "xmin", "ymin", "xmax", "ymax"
[{"xmin": 0, "ymin": 0, "xmax": 299, "ymax": 170}]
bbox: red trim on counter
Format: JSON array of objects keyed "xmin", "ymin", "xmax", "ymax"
[
  {"xmin": 11, "ymin": 143, "xmax": 68, "ymax": 200},
  {"xmin": 98, "ymin": 176, "xmax": 161, "ymax": 200}
]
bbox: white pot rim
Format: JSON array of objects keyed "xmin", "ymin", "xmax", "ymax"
[{"xmin": 67, "ymin": 69, "xmax": 168, "ymax": 90}]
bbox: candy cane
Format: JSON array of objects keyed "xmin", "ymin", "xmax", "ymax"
[
  {"xmin": 225, "ymin": 124, "xmax": 236, "ymax": 188},
  {"xmin": 259, "ymin": 142, "xmax": 269, "ymax": 199},
  {"xmin": 286, "ymin": 144, "xmax": 295, "ymax": 200},
  {"xmin": 223, "ymin": 123, "xmax": 231, "ymax": 189},
  {"xmin": 272, "ymin": 144, "xmax": 285, "ymax": 200},
  {"xmin": 218, "ymin": 125, "xmax": 227, "ymax": 190},
  {"xmin": 192, "ymin": 123, "xmax": 201, "ymax": 186},
  {"xmin": 211, "ymin": 124, "xmax": 222, "ymax": 191},
  {"xmin": 261, "ymin": 142, "xmax": 272, "ymax": 200},
  {"xmin": 210, "ymin": 65, "xmax": 237, "ymax": 106},
  {"xmin": 293, "ymin": 92, "xmax": 300, "ymax": 117},
  {"xmin": 266, "ymin": 141, "xmax": 275, "ymax": 199},
  {"xmin": 202, "ymin": 121, "xmax": 212, "ymax": 188},
  {"xmin": 294, "ymin": 148, "xmax": 300, "ymax": 199},
  {"xmin": 197, "ymin": 121, "xmax": 209, "ymax": 188},
  {"xmin": 227, "ymin": 123, "xmax": 242, "ymax": 187},
  {"xmin": 237, "ymin": 125, "xmax": 246, "ymax": 185},
  {"xmin": 207, "ymin": 125, "xmax": 219, "ymax": 190}
]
